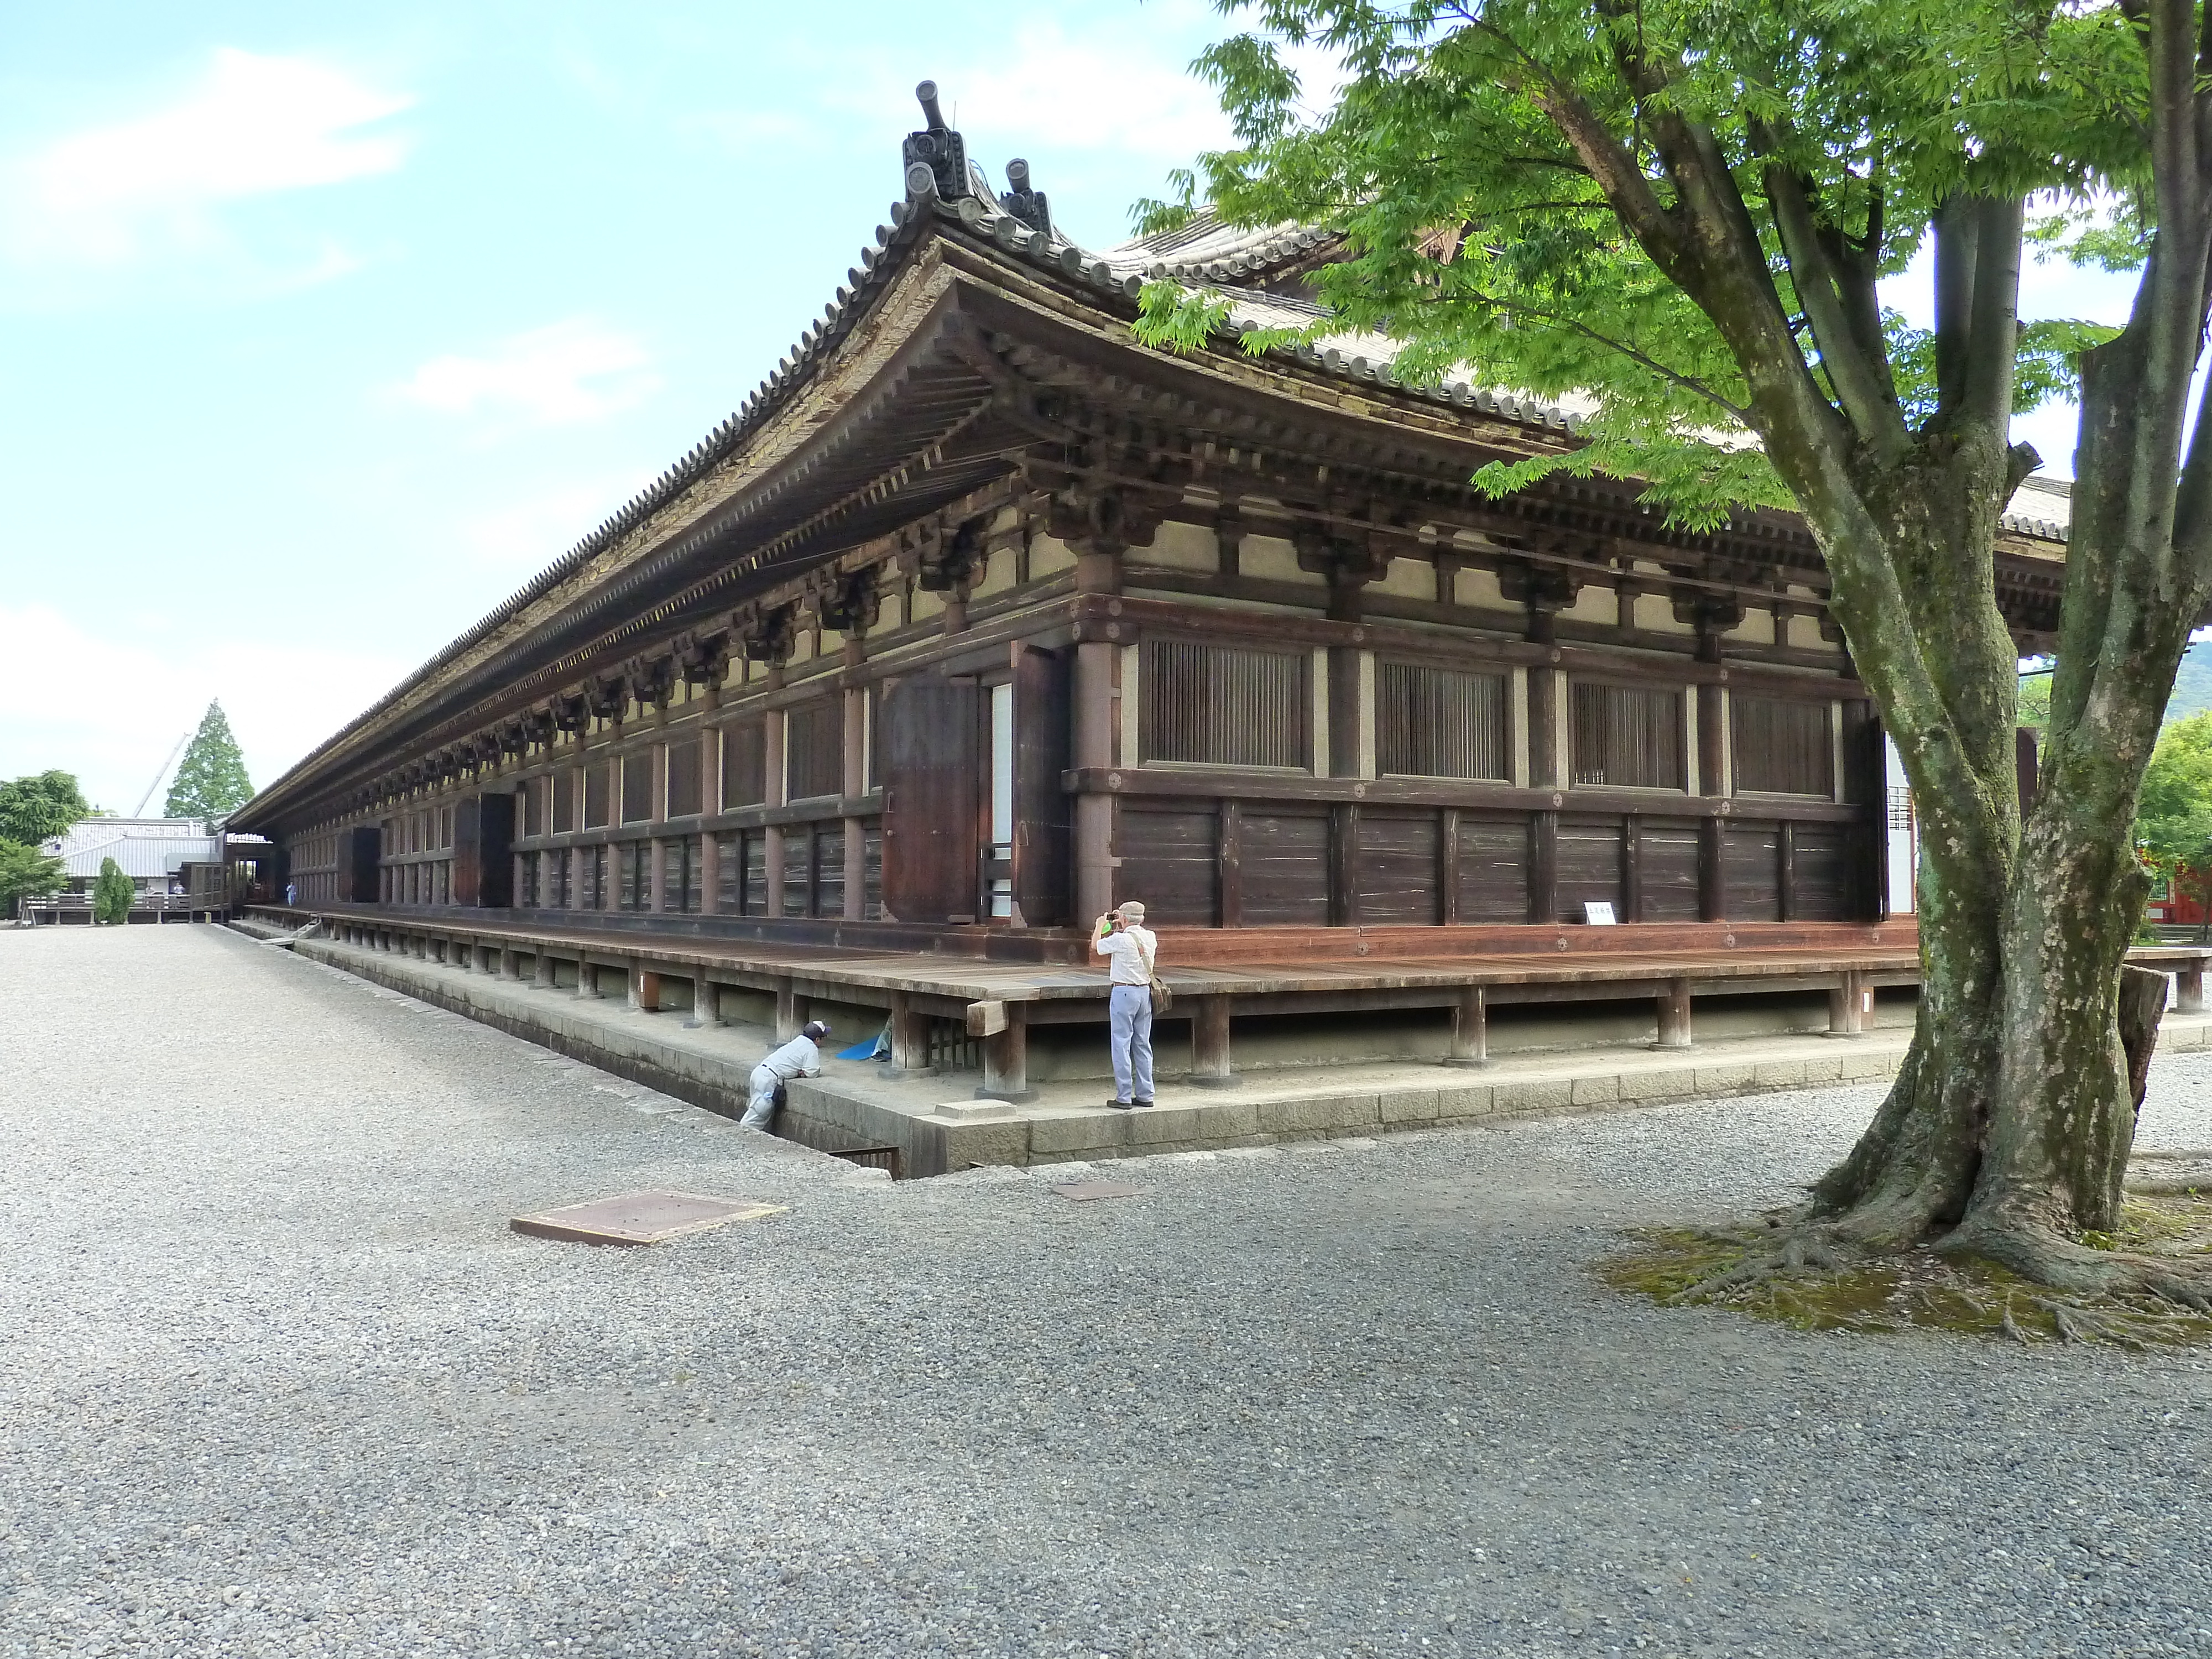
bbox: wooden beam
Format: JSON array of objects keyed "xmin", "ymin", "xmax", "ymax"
[
  {"xmin": 1653, "ymin": 978, "xmax": 1693, "ymax": 1048},
  {"xmin": 1444, "ymin": 984, "xmax": 1489, "ymax": 1067},
  {"xmin": 1191, "ymin": 994, "xmax": 1238, "ymax": 1087},
  {"xmin": 978, "ymin": 1006, "xmax": 1034, "ymax": 1102}
]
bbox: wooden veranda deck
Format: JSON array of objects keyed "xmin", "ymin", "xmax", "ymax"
[{"xmin": 274, "ymin": 905, "xmax": 2212, "ymax": 1104}]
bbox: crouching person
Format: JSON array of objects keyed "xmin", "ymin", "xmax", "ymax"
[{"xmin": 742, "ymin": 1019, "xmax": 832, "ymax": 1129}]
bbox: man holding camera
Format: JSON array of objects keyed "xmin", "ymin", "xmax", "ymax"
[{"xmin": 1093, "ymin": 901, "xmax": 1157, "ymax": 1109}]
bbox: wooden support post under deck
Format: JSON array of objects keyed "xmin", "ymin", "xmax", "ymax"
[
  {"xmin": 498, "ymin": 948, "xmax": 519, "ymax": 980},
  {"xmin": 1190, "ymin": 994, "xmax": 1238, "ymax": 1087},
  {"xmin": 630, "ymin": 964, "xmax": 661, "ymax": 1013},
  {"xmin": 1827, "ymin": 971, "xmax": 1866, "ymax": 1036},
  {"xmin": 531, "ymin": 951, "xmax": 554, "ymax": 989},
  {"xmin": 774, "ymin": 978, "xmax": 800, "ymax": 1041},
  {"xmin": 685, "ymin": 978, "xmax": 719, "ymax": 1030},
  {"xmin": 2178, "ymin": 961, "xmax": 2206, "ymax": 1015},
  {"xmin": 1653, "ymin": 978, "xmax": 1694, "ymax": 1050},
  {"xmin": 575, "ymin": 958, "xmax": 598, "ymax": 999},
  {"xmin": 1444, "ymin": 984, "xmax": 1489, "ymax": 1067},
  {"xmin": 887, "ymin": 990, "xmax": 933, "ymax": 1077},
  {"xmin": 978, "ymin": 1006, "xmax": 1035, "ymax": 1103}
]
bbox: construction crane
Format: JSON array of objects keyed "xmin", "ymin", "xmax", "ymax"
[{"xmin": 133, "ymin": 731, "xmax": 191, "ymax": 817}]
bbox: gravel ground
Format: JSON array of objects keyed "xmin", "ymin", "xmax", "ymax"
[{"xmin": 4, "ymin": 924, "xmax": 2211, "ymax": 1659}]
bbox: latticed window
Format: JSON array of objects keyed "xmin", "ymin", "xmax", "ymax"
[
  {"xmin": 1377, "ymin": 662, "xmax": 1508, "ymax": 780},
  {"xmin": 665, "ymin": 737, "xmax": 703, "ymax": 818},
  {"xmin": 1571, "ymin": 682, "xmax": 1684, "ymax": 789},
  {"xmin": 620, "ymin": 754, "xmax": 655, "ymax": 823},
  {"xmin": 786, "ymin": 701, "xmax": 844, "ymax": 800},
  {"xmin": 722, "ymin": 721, "xmax": 766, "ymax": 809},
  {"xmin": 1141, "ymin": 640, "xmax": 1308, "ymax": 768},
  {"xmin": 1731, "ymin": 695, "xmax": 1834, "ymax": 796}
]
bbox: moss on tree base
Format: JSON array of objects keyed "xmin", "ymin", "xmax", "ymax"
[{"xmin": 1600, "ymin": 1193, "xmax": 2212, "ymax": 1348}]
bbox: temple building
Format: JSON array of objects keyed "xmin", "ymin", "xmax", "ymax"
[{"xmin": 231, "ymin": 85, "xmax": 2075, "ymax": 1106}]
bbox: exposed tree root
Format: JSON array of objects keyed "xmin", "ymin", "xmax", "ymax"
[{"xmin": 1599, "ymin": 1191, "xmax": 2212, "ymax": 1348}]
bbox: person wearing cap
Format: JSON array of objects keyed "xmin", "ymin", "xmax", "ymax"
[
  {"xmin": 742, "ymin": 1018, "xmax": 832, "ymax": 1129},
  {"xmin": 1093, "ymin": 901, "xmax": 1158, "ymax": 1109}
]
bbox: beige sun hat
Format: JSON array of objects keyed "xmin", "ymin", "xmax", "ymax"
[{"xmin": 1118, "ymin": 900, "xmax": 1146, "ymax": 921}]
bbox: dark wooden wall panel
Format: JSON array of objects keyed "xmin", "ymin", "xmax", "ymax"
[
  {"xmin": 880, "ymin": 676, "xmax": 979, "ymax": 924},
  {"xmin": 1118, "ymin": 804, "xmax": 1219, "ymax": 925},
  {"xmin": 346, "ymin": 826, "xmax": 382, "ymax": 904},
  {"xmin": 1356, "ymin": 808, "xmax": 1440, "ymax": 924},
  {"xmin": 1733, "ymin": 695, "xmax": 1833, "ymax": 796},
  {"xmin": 1456, "ymin": 813, "xmax": 1530, "ymax": 923},
  {"xmin": 815, "ymin": 823, "xmax": 846, "ymax": 919},
  {"xmin": 1555, "ymin": 815, "xmax": 1625, "ymax": 920},
  {"xmin": 1788, "ymin": 824, "xmax": 1851, "ymax": 921},
  {"xmin": 1724, "ymin": 821, "xmax": 1783, "ymax": 920},
  {"xmin": 1241, "ymin": 807, "xmax": 1331, "ymax": 926},
  {"xmin": 1636, "ymin": 818, "xmax": 1702, "ymax": 921}
]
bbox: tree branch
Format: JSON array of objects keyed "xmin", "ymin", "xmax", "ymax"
[{"xmin": 1762, "ymin": 156, "xmax": 1910, "ymax": 453}]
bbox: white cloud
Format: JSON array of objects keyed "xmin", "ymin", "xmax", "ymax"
[
  {"xmin": 3, "ymin": 50, "xmax": 411, "ymax": 275},
  {"xmin": 0, "ymin": 606, "xmax": 410, "ymax": 815},
  {"xmin": 395, "ymin": 320, "xmax": 663, "ymax": 426}
]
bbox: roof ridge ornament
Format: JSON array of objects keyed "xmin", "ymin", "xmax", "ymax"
[
  {"xmin": 902, "ymin": 79, "xmax": 969, "ymax": 202},
  {"xmin": 1001, "ymin": 158, "xmax": 1052, "ymax": 238}
]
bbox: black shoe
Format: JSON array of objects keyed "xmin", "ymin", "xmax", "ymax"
[
  {"xmin": 1107, "ymin": 1098, "xmax": 1136, "ymax": 1110},
  {"xmin": 1133, "ymin": 1098, "xmax": 1155, "ymax": 1109}
]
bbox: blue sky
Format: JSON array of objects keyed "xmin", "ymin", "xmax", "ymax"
[{"xmin": 0, "ymin": 3, "xmax": 2142, "ymax": 812}]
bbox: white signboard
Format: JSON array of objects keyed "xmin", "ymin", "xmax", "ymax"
[{"xmin": 1583, "ymin": 901, "xmax": 1618, "ymax": 926}]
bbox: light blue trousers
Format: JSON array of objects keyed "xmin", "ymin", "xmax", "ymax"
[
  {"xmin": 1109, "ymin": 984, "xmax": 1155, "ymax": 1102},
  {"xmin": 742, "ymin": 1064, "xmax": 781, "ymax": 1129}
]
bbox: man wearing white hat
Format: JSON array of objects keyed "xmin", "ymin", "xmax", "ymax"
[{"xmin": 1092, "ymin": 901, "xmax": 1157, "ymax": 1109}]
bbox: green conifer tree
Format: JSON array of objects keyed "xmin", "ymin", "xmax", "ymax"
[
  {"xmin": 164, "ymin": 702, "xmax": 254, "ymax": 822},
  {"xmin": 93, "ymin": 856, "xmax": 133, "ymax": 925}
]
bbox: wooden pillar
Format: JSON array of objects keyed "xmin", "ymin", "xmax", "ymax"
[
  {"xmin": 888, "ymin": 990, "xmax": 933, "ymax": 1077},
  {"xmin": 1699, "ymin": 817, "xmax": 1728, "ymax": 922},
  {"xmin": 498, "ymin": 948, "xmax": 519, "ymax": 980},
  {"xmin": 1653, "ymin": 977, "xmax": 1693, "ymax": 1049},
  {"xmin": 1623, "ymin": 814, "xmax": 1644, "ymax": 922},
  {"xmin": 763, "ymin": 707, "xmax": 787, "ymax": 917},
  {"xmin": 1191, "ymin": 995, "xmax": 1238, "ymax": 1087},
  {"xmin": 844, "ymin": 683, "xmax": 868, "ymax": 920},
  {"xmin": 1828, "ymin": 971, "xmax": 1866, "ymax": 1036},
  {"xmin": 649, "ymin": 836, "xmax": 667, "ymax": 912},
  {"xmin": 575, "ymin": 958, "xmax": 598, "ymax": 999},
  {"xmin": 1329, "ymin": 803, "xmax": 1360, "ymax": 927},
  {"xmin": 532, "ymin": 951, "xmax": 554, "ymax": 989},
  {"xmin": 2179, "ymin": 961, "xmax": 2207, "ymax": 1014},
  {"xmin": 1217, "ymin": 801, "xmax": 1243, "ymax": 928},
  {"xmin": 1528, "ymin": 667, "xmax": 1559, "ymax": 787},
  {"xmin": 1073, "ymin": 640, "xmax": 1117, "ymax": 919},
  {"xmin": 978, "ymin": 1007, "xmax": 1034, "ymax": 1103},
  {"xmin": 1438, "ymin": 807, "xmax": 1461, "ymax": 926},
  {"xmin": 775, "ymin": 977, "xmax": 800, "ymax": 1041},
  {"xmin": 700, "ymin": 831, "xmax": 719, "ymax": 915},
  {"xmin": 630, "ymin": 963, "xmax": 661, "ymax": 1013},
  {"xmin": 1778, "ymin": 821, "xmax": 1797, "ymax": 923},
  {"xmin": 1445, "ymin": 984, "xmax": 1489, "ymax": 1067},
  {"xmin": 1528, "ymin": 812, "xmax": 1559, "ymax": 925}
]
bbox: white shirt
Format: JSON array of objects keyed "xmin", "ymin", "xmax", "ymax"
[
  {"xmin": 1094, "ymin": 924, "xmax": 1157, "ymax": 986},
  {"xmin": 755, "ymin": 1034, "xmax": 822, "ymax": 1083}
]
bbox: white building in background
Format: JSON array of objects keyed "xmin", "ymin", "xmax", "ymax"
[{"xmin": 41, "ymin": 818, "xmax": 221, "ymax": 895}]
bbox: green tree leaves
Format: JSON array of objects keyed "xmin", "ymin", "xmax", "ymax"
[
  {"xmin": 92, "ymin": 857, "xmax": 133, "ymax": 925},
  {"xmin": 0, "ymin": 841, "xmax": 65, "ymax": 914},
  {"xmin": 164, "ymin": 701, "xmax": 253, "ymax": 822},
  {"xmin": 0, "ymin": 771, "xmax": 90, "ymax": 845}
]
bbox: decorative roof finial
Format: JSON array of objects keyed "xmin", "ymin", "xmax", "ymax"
[
  {"xmin": 1001, "ymin": 158, "xmax": 1053, "ymax": 238},
  {"xmin": 902, "ymin": 79, "xmax": 969, "ymax": 202}
]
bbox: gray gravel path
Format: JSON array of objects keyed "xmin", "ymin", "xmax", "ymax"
[{"xmin": 4, "ymin": 925, "xmax": 2210, "ymax": 1659}]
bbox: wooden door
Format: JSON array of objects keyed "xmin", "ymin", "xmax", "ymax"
[
  {"xmin": 880, "ymin": 675, "xmax": 980, "ymax": 923},
  {"xmin": 346, "ymin": 826, "xmax": 382, "ymax": 904},
  {"xmin": 1012, "ymin": 645, "xmax": 1072, "ymax": 926}
]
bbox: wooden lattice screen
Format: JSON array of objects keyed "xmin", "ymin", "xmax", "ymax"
[
  {"xmin": 1570, "ymin": 682, "xmax": 1683, "ymax": 789},
  {"xmin": 1376, "ymin": 662, "xmax": 1508, "ymax": 779},
  {"xmin": 1731, "ymin": 695, "xmax": 1834, "ymax": 796},
  {"xmin": 786, "ymin": 700, "xmax": 845, "ymax": 801},
  {"xmin": 1141, "ymin": 640, "xmax": 1307, "ymax": 768},
  {"xmin": 664, "ymin": 735, "xmax": 703, "ymax": 818}
]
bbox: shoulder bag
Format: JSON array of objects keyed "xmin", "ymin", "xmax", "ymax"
[{"xmin": 1140, "ymin": 931, "xmax": 1173, "ymax": 1015}]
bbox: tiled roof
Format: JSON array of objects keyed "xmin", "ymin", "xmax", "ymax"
[{"xmin": 56, "ymin": 833, "xmax": 218, "ymax": 880}]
